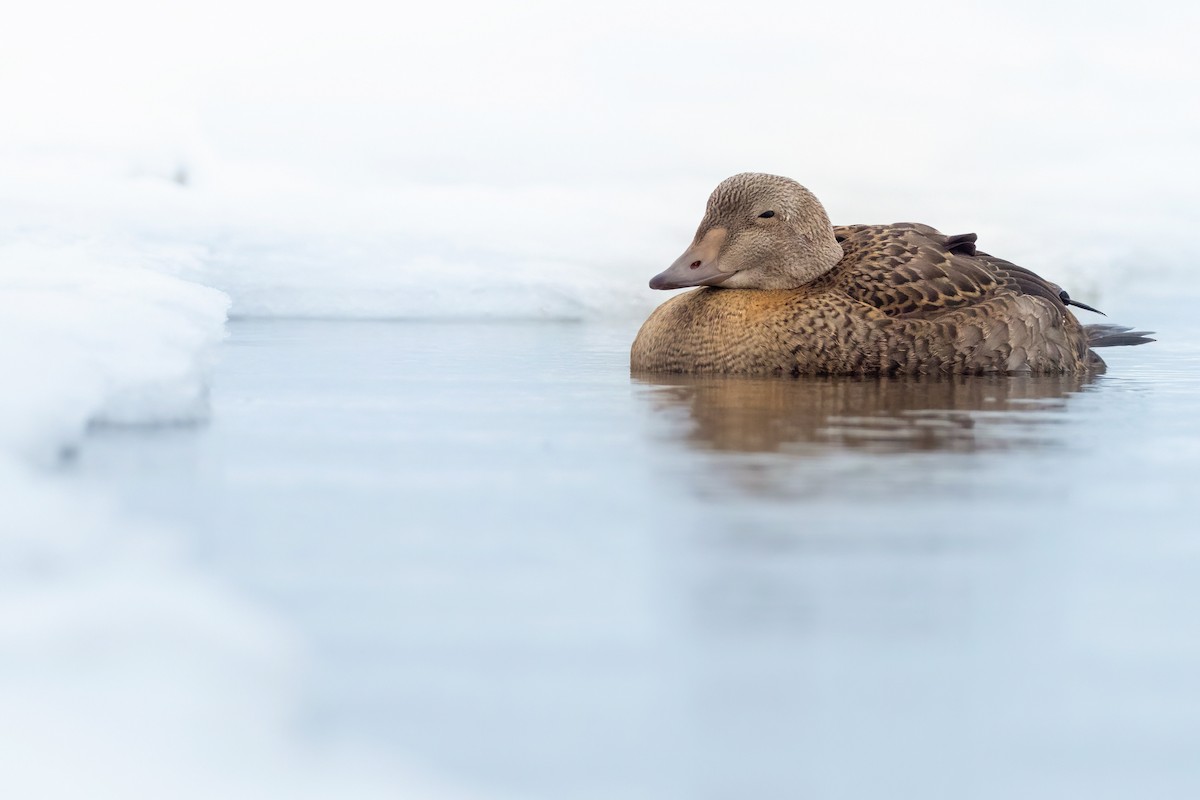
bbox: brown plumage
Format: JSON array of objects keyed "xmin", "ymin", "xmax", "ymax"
[{"xmin": 631, "ymin": 173, "xmax": 1153, "ymax": 376}]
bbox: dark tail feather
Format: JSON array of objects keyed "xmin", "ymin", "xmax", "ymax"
[
  {"xmin": 1060, "ymin": 290, "xmax": 1105, "ymax": 316},
  {"xmin": 1086, "ymin": 324, "xmax": 1156, "ymax": 348}
]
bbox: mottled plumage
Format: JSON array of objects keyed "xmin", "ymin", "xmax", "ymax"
[{"xmin": 631, "ymin": 174, "xmax": 1153, "ymax": 376}]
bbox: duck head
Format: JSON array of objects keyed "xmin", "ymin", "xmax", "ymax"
[{"xmin": 650, "ymin": 172, "xmax": 844, "ymax": 291}]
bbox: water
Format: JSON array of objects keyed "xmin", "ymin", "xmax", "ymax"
[{"xmin": 73, "ymin": 303, "xmax": 1200, "ymax": 799}]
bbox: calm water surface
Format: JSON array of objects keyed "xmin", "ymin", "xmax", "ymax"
[{"xmin": 76, "ymin": 302, "xmax": 1200, "ymax": 799}]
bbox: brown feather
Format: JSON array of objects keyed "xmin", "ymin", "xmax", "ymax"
[{"xmin": 631, "ymin": 175, "xmax": 1152, "ymax": 376}]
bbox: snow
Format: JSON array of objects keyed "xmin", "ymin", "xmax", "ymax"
[
  {"xmin": 3, "ymin": 1, "xmax": 1197, "ymax": 322},
  {"xmin": 0, "ymin": 247, "xmax": 482, "ymax": 798},
  {"xmin": 0, "ymin": 241, "xmax": 227, "ymax": 459}
]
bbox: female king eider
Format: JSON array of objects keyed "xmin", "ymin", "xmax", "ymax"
[{"xmin": 631, "ymin": 172, "xmax": 1152, "ymax": 376}]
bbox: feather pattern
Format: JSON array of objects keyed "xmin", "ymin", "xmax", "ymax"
[{"xmin": 631, "ymin": 173, "xmax": 1154, "ymax": 377}]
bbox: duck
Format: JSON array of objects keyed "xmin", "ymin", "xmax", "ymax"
[{"xmin": 630, "ymin": 173, "xmax": 1153, "ymax": 376}]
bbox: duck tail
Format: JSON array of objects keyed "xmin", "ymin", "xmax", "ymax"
[{"xmin": 1086, "ymin": 323, "xmax": 1156, "ymax": 348}]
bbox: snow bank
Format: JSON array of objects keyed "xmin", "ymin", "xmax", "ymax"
[
  {"xmin": 3, "ymin": 1, "xmax": 1195, "ymax": 322},
  {"xmin": 2, "ymin": 153, "xmax": 1183, "ymax": 327},
  {"xmin": 0, "ymin": 160, "xmax": 671, "ymax": 322},
  {"xmin": 0, "ymin": 245, "xmax": 482, "ymax": 798},
  {"xmin": 0, "ymin": 468, "xmax": 486, "ymax": 799},
  {"xmin": 0, "ymin": 241, "xmax": 228, "ymax": 460}
]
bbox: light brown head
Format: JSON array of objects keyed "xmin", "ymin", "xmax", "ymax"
[{"xmin": 649, "ymin": 173, "xmax": 844, "ymax": 291}]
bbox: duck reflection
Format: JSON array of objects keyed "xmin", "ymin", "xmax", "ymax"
[{"xmin": 633, "ymin": 372, "xmax": 1091, "ymax": 455}]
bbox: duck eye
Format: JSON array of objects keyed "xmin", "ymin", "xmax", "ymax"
[{"xmin": 758, "ymin": 210, "xmax": 775, "ymax": 219}]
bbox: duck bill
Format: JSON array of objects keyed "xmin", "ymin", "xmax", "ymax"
[{"xmin": 649, "ymin": 228, "xmax": 731, "ymax": 290}]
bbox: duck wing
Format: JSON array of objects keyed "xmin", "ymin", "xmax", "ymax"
[{"xmin": 829, "ymin": 223, "xmax": 1080, "ymax": 320}]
